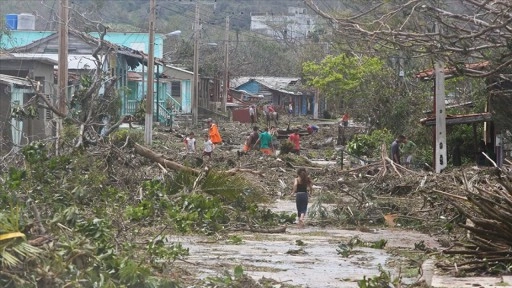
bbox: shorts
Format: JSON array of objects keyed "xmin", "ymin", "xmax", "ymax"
[
  {"xmin": 243, "ymin": 144, "xmax": 251, "ymax": 152},
  {"xmin": 342, "ymin": 121, "xmax": 348, "ymax": 127},
  {"xmin": 203, "ymin": 151, "xmax": 212, "ymax": 158},
  {"xmin": 295, "ymin": 192, "xmax": 308, "ymax": 216},
  {"xmin": 260, "ymin": 148, "xmax": 272, "ymax": 155}
]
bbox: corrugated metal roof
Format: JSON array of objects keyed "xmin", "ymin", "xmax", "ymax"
[
  {"xmin": 231, "ymin": 77, "xmax": 300, "ymax": 90},
  {"xmin": 0, "ymin": 74, "xmax": 32, "ymax": 87}
]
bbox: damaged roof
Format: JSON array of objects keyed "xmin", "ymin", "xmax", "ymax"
[
  {"xmin": 0, "ymin": 74, "xmax": 32, "ymax": 87},
  {"xmin": 415, "ymin": 61, "xmax": 490, "ymax": 80},
  {"xmin": 420, "ymin": 112, "xmax": 492, "ymax": 126},
  {"xmin": 231, "ymin": 77, "xmax": 302, "ymax": 95}
]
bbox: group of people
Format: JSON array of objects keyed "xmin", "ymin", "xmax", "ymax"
[
  {"xmin": 183, "ymin": 118, "xmax": 222, "ymax": 160},
  {"xmin": 241, "ymin": 126, "xmax": 303, "ymax": 156},
  {"xmin": 242, "ymin": 126, "xmax": 279, "ymax": 155},
  {"xmin": 183, "ymin": 115, "xmax": 314, "ymax": 229}
]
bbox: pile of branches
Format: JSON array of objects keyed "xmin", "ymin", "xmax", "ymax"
[{"xmin": 441, "ymin": 164, "xmax": 512, "ymax": 272}]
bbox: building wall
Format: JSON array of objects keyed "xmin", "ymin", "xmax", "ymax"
[
  {"xmin": 1, "ymin": 31, "xmax": 164, "ymax": 57},
  {"xmin": 250, "ymin": 13, "xmax": 316, "ymax": 39}
]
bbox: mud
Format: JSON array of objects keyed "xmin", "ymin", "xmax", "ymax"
[{"xmin": 170, "ymin": 197, "xmax": 440, "ymax": 287}]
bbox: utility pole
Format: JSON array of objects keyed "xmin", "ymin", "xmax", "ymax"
[
  {"xmin": 222, "ymin": 16, "xmax": 229, "ymax": 113},
  {"xmin": 192, "ymin": 2, "xmax": 200, "ymax": 125},
  {"xmin": 144, "ymin": 0, "xmax": 156, "ymax": 145},
  {"xmin": 57, "ymin": 0, "xmax": 68, "ymax": 153},
  {"xmin": 434, "ymin": 22, "xmax": 447, "ymax": 173}
]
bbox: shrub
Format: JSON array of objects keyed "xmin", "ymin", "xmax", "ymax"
[{"xmin": 346, "ymin": 129, "xmax": 394, "ymax": 158}]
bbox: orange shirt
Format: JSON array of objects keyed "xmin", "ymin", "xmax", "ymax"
[{"xmin": 209, "ymin": 123, "xmax": 222, "ymax": 144}]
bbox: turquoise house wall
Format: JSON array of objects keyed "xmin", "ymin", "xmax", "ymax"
[
  {"xmin": 1, "ymin": 31, "xmax": 164, "ymax": 58},
  {"xmin": 0, "ymin": 31, "xmax": 53, "ymax": 49},
  {"xmin": 2, "ymin": 30, "xmax": 170, "ymax": 117},
  {"xmin": 181, "ymin": 80, "xmax": 191, "ymax": 113},
  {"xmin": 235, "ymin": 80, "xmax": 260, "ymax": 94}
]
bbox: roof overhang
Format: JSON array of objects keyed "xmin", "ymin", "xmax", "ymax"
[
  {"xmin": 0, "ymin": 74, "xmax": 32, "ymax": 87},
  {"xmin": 420, "ymin": 112, "xmax": 492, "ymax": 126}
]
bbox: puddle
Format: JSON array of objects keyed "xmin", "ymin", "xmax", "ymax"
[{"xmin": 169, "ymin": 198, "xmax": 439, "ymax": 287}]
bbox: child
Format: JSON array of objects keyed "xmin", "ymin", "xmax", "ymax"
[
  {"xmin": 184, "ymin": 132, "xmax": 196, "ymax": 153},
  {"xmin": 203, "ymin": 134, "xmax": 215, "ymax": 160}
]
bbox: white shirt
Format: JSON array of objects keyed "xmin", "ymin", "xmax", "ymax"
[
  {"xmin": 204, "ymin": 139, "xmax": 214, "ymax": 153},
  {"xmin": 249, "ymin": 106, "xmax": 255, "ymax": 115},
  {"xmin": 185, "ymin": 137, "xmax": 196, "ymax": 153}
]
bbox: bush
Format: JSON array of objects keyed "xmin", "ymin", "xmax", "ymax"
[{"xmin": 346, "ymin": 129, "xmax": 394, "ymax": 158}]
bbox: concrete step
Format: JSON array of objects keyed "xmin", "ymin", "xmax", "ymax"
[{"xmin": 421, "ymin": 259, "xmax": 512, "ymax": 288}]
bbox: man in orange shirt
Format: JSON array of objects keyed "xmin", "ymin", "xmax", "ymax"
[{"xmin": 206, "ymin": 118, "xmax": 222, "ymax": 144}]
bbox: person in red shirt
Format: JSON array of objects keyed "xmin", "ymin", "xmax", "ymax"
[
  {"xmin": 341, "ymin": 113, "xmax": 349, "ymax": 127},
  {"xmin": 288, "ymin": 129, "xmax": 300, "ymax": 154}
]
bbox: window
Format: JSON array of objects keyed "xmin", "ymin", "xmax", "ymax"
[{"xmin": 171, "ymin": 81, "xmax": 181, "ymax": 98}]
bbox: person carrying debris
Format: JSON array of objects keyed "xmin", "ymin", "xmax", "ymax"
[
  {"xmin": 290, "ymin": 167, "xmax": 313, "ymax": 228},
  {"xmin": 400, "ymin": 137, "xmax": 416, "ymax": 166},
  {"xmin": 390, "ymin": 135, "xmax": 406, "ymax": 164},
  {"xmin": 184, "ymin": 132, "xmax": 196, "ymax": 154},
  {"xmin": 288, "ymin": 129, "xmax": 301, "ymax": 155},
  {"xmin": 305, "ymin": 124, "xmax": 319, "ymax": 134},
  {"xmin": 206, "ymin": 118, "xmax": 222, "ymax": 144},
  {"xmin": 253, "ymin": 127, "xmax": 273, "ymax": 155},
  {"xmin": 243, "ymin": 126, "xmax": 260, "ymax": 153}
]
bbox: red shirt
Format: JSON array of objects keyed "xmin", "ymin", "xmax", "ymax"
[{"xmin": 289, "ymin": 133, "xmax": 300, "ymax": 150}]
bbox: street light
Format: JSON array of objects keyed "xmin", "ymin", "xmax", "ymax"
[{"xmin": 166, "ymin": 30, "xmax": 182, "ymax": 37}]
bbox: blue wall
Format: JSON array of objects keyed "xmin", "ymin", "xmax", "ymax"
[{"xmin": 236, "ymin": 80, "xmax": 261, "ymax": 95}]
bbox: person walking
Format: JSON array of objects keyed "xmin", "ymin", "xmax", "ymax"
[
  {"xmin": 249, "ymin": 105, "xmax": 256, "ymax": 125},
  {"xmin": 206, "ymin": 118, "xmax": 222, "ymax": 144},
  {"xmin": 203, "ymin": 134, "xmax": 215, "ymax": 161},
  {"xmin": 391, "ymin": 135, "xmax": 406, "ymax": 164},
  {"xmin": 290, "ymin": 168, "xmax": 313, "ymax": 228},
  {"xmin": 288, "ymin": 129, "xmax": 301, "ymax": 154},
  {"xmin": 288, "ymin": 103, "xmax": 293, "ymax": 115},
  {"xmin": 184, "ymin": 132, "xmax": 196, "ymax": 154}
]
